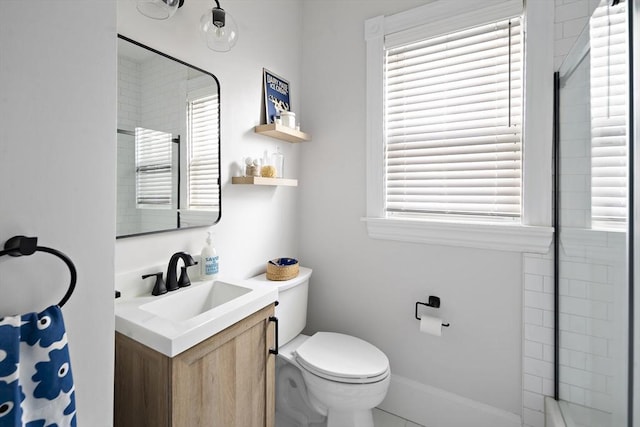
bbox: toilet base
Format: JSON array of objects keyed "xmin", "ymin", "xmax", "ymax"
[
  {"xmin": 275, "ymin": 405, "xmax": 375, "ymax": 427},
  {"xmin": 326, "ymin": 409, "xmax": 374, "ymax": 427},
  {"xmin": 276, "ymin": 358, "xmax": 326, "ymax": 427},
  {"xmin": 276, "ymin": 410, "xmax": 327, "ymax": 427}
]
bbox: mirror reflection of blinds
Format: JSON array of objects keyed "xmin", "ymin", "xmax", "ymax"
[
  {"xmin": 384, "ymin": 17, "xmax": 522, "ymax": 219},
  {"xmin": 188, "ymin": 94, "xmax": 220, "ymax": 209},
  {"xmin": 590, "ymin": 1, "xmax": 627, "ymax": 225},
  {"xmin": 135, "ymin": 127, "xmax": 173, "ymax": 207}
]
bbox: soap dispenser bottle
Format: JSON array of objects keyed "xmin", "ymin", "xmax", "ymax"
[{"xmin": 200, "ymin": 232, "xmax": 219, "ymax": 280}]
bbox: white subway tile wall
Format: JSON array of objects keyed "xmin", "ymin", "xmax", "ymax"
[
  {"xmin": 557, "ymin": 231, "xmax": 626, "ymax": 427},
  {"xmin": 558, "ymin": 48, "xmax": 591, "ymax": 229},
  {"xmin": 522, "ymin": 253, "xmax": 554, "ymax": 427},
  {"xmin": 553, "ymin": 0, "xmax": 603, "ymax": 70},
  {"xmin": 137, "ymin": 55, "xmax": 184, "ymax": 232},
  {"xmin": 523, "ymin": 251, "xmax": 556, "ymax": 427},
  {"xmin": 117, "ymin": 50, "xmax": 187, "ymax": 235},
  {"xmin": 117, "ymin": 56, "xmax": 141, "ymax": 236}
]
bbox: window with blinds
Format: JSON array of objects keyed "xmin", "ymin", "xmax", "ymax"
[
  {"xmin": 590, "ymin": 1, "xmax": 627, "ymax": 226},
  {"xmin": 187, "ymin": 92, "xmax": 220, "ymax": 210},
  {"xmin": 384, "ymin": 17, "xmax": 522, "ymax": 220},
  {"xmin": 135, "ymin": 127, "xmax": 173, "ymax": 207}
]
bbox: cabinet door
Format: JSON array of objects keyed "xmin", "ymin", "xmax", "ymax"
[
  {"xmin": 171, "ymin": 304, "xmax": 275, "ymax": 427},
  {"xmin": 114, "ymin": 333, "xmax": 171, "ymax": 427}
]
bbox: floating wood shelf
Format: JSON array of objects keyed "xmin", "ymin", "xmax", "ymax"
[
  {"xmin": 231, "ymin": 176, "xmax": 298, "ymax": 187},
  {"xmin": 254, "ymin": 123, "xmax": 311, "ymax": 143}
]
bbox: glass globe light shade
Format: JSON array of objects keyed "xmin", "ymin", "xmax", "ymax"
[
  {"xmin": 135, "ymin": 0, "xmax": 180, "ymax": 20},
  {"xmin": 200, "ymin": 7, "xmax": 239, "ymax": 52}
]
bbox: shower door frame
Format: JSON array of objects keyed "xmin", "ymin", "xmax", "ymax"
[{"xmin": 632, "ymin": 0, "xmax": 639, "ymax": 425}]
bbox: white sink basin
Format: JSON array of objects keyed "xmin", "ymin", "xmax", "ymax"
[
  {"xmin": 115, "ymin": 278, "xmax": 277, "ymax": 357},
  {"xmin": 140, "ymin": 281, "xmax": 252, "ymax": 322}
]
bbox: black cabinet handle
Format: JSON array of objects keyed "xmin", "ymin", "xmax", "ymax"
[{"xmin": 268, "ymin": 316, "xmax": 278, "ymax": 355}]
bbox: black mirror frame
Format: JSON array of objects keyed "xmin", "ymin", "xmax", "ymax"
[{"xmin": 116, "ymin": 34, "xmax": 222, "ymax": 239}]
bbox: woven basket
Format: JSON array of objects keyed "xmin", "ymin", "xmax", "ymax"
[{"xmin": 266, "ymin": 258, "xmax": 299, "ymax": 281}]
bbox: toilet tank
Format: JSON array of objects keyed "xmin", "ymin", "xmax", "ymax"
[{"xmin": 247, "ymin": 267, "xmax": 312, "ymax": 346}]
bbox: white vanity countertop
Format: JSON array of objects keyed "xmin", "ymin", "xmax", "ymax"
[{"xmin": 115, "ymin": 277, "xmax": 278, "ymax": 357}]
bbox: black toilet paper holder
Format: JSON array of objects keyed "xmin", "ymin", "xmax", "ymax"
[{"xmin": 415, "ymin": 296, "xmax": 450, "ymax": 327}]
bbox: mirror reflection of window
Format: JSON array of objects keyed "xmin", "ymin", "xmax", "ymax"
[
  {"xmin": 135, "ymin": 127, "xmax": 173, "ymax": 208},
  {"xmin": 186, "ymin": 86, "xmax": 220, "ymax": 211}
]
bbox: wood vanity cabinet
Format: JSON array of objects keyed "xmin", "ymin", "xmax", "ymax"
[{"xmin": 114, "ymin": 304, "xmax": 276, "ymax": 427}]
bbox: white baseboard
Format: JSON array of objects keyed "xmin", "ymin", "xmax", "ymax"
[{"xmin": 377, "ymin": 374, "xmax": 522, "ymax": 427}]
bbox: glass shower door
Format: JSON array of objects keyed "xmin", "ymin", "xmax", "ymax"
[{"xmin": 556, "ymin": 1, "xmax": 630, "ymax": 426}]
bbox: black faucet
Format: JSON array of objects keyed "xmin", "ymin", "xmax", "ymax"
[{"xmin": 166, "ymin": 252, "xmax": 197, "ymax": 292}]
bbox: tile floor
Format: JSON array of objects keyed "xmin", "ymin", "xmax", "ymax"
[{"xmin": 372, "ymin": 408, "xmax": 424, "ymax": 427}]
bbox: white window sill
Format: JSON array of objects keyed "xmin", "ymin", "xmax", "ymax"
[{"xmin": 362, "ymin": 217, "xmax": 553, "ymax": 253}]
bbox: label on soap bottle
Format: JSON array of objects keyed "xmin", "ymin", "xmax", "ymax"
[{"xmin": 206, "ymin": 255, "xmax": 219, "ymax": 275}]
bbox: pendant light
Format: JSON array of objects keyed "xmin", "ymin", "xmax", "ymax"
[
  {"xmin": 133, "ymin": 0, "xmax": 238, "ymax": 53},
  {"xmin": 135, "ymin": 0, "xmax": 183, "ymax": 20},
  {"xmin": 200, "ymin": 0, "xmax": 239, "ymax": 52}
]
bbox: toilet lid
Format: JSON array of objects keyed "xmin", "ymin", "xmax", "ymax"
[{"xmin": 294, "ymin": 332, "xmax": 389, "ymax": 384}]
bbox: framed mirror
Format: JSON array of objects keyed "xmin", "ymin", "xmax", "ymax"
[{"xmin": 117, "ymin": 35, "xmax": 221, "ymax": 238}]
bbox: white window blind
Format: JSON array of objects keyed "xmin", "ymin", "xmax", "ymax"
[
  {"xmin": 135, "ymin": 127, "xmax": 173, "ymax": 207},
  {"xmin": 590, "ymin": 1, "xmax": 627, "ymax": 226},
  {"xmin": 187, "ymin": 93, "xmax": 220, "ymax": 209},
  {"xmin": 384, "ymin": 17, "xmax": 522, "ymax": 219}
]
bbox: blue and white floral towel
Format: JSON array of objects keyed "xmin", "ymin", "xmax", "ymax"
[{"xmin": 0, "ymin": 305, "xmax": 76, "ymax": 427}]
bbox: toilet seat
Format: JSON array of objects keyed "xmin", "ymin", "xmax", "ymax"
[{"xmin": 294, "ymin": 332, "xmax": 390, "ymax": 384}]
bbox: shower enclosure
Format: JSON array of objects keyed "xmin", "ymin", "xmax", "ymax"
[{"xmin": 554, "ymin": 0, "xmax": 636, "ymax": 425}]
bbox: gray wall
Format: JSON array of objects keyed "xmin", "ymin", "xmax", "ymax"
[{"xmin": 0, "ymin": 0, "xmax": 116, "ymax": 424}]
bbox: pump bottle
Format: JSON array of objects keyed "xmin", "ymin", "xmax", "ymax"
[{"xmin": 200, "ymin": 232, "xmax": 219, "ymax": 280}]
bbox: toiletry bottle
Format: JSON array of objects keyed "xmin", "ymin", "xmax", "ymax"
[
  {"xmin": 201, "ymin": 232, "xmax": 219, "ymax": 280},
  {"xmin": 272, "ymin": 146, "xmax": 284, "ymax": 178}
]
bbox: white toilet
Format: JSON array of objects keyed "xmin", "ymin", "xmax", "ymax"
[{"xmin": 248, "ymin": 267, "xmax": 390, "ymax": 427}]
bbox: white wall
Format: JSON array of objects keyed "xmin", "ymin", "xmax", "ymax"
[
  {"xmin": 115, "ymin": 1, "xmax": 304, "ymax": 283},
  {"xmin": 299, "ymin": 1, "xmax": 526, "ymax": 425},
  {"xmin": 0, "ymin": 1, "xmax": 116, "ymax": 425}
]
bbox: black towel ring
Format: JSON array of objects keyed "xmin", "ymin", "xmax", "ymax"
[{"xmin": 0, "ymin": 235, "xmax": 77, "ymax": 307}]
